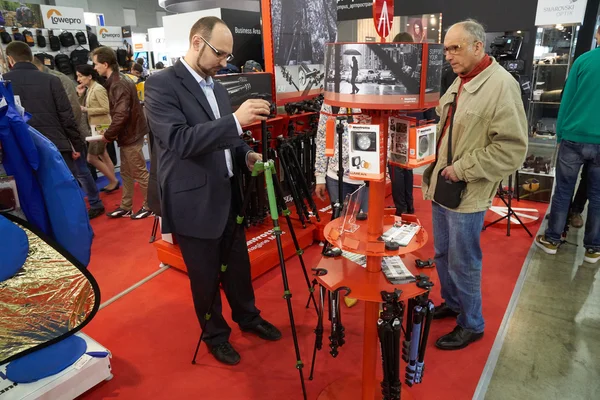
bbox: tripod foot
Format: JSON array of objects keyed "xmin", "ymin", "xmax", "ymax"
[{"xmin": 323, "ymin": 248, "xmax": 343, "ymax": 258}]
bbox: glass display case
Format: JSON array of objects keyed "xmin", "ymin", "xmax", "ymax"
[{"xmin": 519, "ymin": 24, "xmax": 579, "ymax": 202}]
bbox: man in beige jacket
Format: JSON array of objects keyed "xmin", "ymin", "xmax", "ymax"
[{"xmin": 422, "ymin": 20, "xmax": 527, "ymax": 350}]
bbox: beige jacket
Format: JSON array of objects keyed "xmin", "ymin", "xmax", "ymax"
[
  {"xmin": 84, "ymin": 80, "xmax": 111, "ymax": 126},
  {"xmin": 422, "ymin": 59, "xmax": 528, "ymax": 213}
]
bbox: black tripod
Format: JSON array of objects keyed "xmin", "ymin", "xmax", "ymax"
[
  {"xmin": 190, "ymin": 120, "xmax": 317, "ymax": 400},
  {"xmin": 483, "ymin": 175, "xmax": 532, "ymax": 237},
  {"xmin": 321, "ymin": 116, "xmax": 347, "ymax": 258}
]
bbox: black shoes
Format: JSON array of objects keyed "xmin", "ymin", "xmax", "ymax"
[
  {"xmin": 433, "ymin": 303, "xmax": 460, "ymax": 320},
  {"xmin": 241, "ymin": 320, "xmax": 282, "ymax": 341},
  {"xmin": 207, "ymin": 321, "xmax": 281, "ymax": 365},
  {"xmin": 435, "ymin": 325, "xmax": 484, "ymax": 350},
  {"xmin": 88, "ymin": 207, "xmax": 105, "ymax": 220},
  {"xmin": 208, "ymin": 342, "xmax": 241, "ymax": 365}
]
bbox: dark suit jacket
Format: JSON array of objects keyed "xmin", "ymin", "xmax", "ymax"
[
  {"xmin": 144, "ymin": 60, "xmax": 252, "ymax": 239},
  {"xmin": 5, "ymin": 62, "xmax": 84, "ymax": 153}
]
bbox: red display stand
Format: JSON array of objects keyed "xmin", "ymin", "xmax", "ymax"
[
  {"xmin": 314, "ymin": 111, "xmax": 431, "ymax": 400},
  {"xmin": 153, "ymin": 219, "xmax": 315, "ymax": 281}
]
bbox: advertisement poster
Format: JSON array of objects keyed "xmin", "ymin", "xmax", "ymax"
[
  {"xmin": 220, "ymin": 9, "xmax": 263, "ymax": 71},
  {"xmin": 324, "ymin": 43, "xmax": 423, "ymax": 107},
  {"xmin": 407, "ymin": 17, "xmax": 427, "ymax": 43},
  {"xmin": 0, "ymin": 1, "xmax": 42, "ymax": 28},
  {"xmin": 40, "ymin": 5, "xmax": 85, "ymax": 30},
  {"xmin": 425, "ymin": 43, "xmax": 443, "ymax": 103},
  {"xmin": 214, "ymin": 72, "xmax": 273, "ymax": 111},
  {"xmin": 337, "ymin": 0, "xmax": 372, "ymax": 22},
  {"xmin": 270, "ymin": 0, "xmax": 337, "ymax": 103}
]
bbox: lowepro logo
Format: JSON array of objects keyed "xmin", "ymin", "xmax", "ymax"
[
  {"xmin": 46, "ymin": 8, "xmax": 82, "ymax": 25},
  {"xmin": 99, "ymin": 28, "xmax": 120, "ymax": 39}
]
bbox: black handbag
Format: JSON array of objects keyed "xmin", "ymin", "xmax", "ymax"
[{"xmin": 434, "ymin": 94, "xmax": 466, "ymax": 209}]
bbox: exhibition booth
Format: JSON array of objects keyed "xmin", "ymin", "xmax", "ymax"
[{"xmin": 0, "ymin": 0, "xmax": 599, "ymax": 399}]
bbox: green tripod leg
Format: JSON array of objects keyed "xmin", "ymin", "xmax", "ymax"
[
  {"xmin": 269, "ymin": 162, "xmax": 318, "ymax": 312},
  {"xmin": 264, "ymin": 160, "xmax": 308, "ymax": 400}
]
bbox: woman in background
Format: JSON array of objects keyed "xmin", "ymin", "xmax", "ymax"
[{"xmin": 76, "ymin": 64, "xmax": 120, "ymax": 193}]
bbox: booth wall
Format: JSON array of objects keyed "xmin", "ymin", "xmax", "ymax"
[{"xmin": 53, "ymin": 0, "xmax": 165, "ymax": 30}]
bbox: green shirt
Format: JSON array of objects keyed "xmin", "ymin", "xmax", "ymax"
[{"xmin": 557, "ymin": 47, "xmax": 600, "ymax": 145}]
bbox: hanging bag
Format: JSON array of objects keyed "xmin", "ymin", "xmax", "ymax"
[{"xmin": 433, "ymin": 93, "xmax": 466, "ymax": 209}]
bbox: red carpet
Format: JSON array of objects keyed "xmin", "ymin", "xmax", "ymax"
[
  {"xmin": 79, "ymin": 183, "xmax": 548, "ymax": 400},
  {"xmin": 87, "ymin": 184, "xmax": 159, "ymax": 301}
]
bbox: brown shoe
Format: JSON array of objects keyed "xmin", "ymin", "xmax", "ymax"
[{"xmin": 570, "ymin": 213, "xmax": 584, "ymax": 228}]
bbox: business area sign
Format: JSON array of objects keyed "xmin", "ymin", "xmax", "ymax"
[
  {"xmin": 535, "ymin": 0, "xmax": 588, "ymax": 26},
  {"xmin": 40, "ymin": 5, "xmax": 85, "ymax": 30},
  {"xmin": 97, "ymin": 26, "xmax": 122, "ymax": 40}
]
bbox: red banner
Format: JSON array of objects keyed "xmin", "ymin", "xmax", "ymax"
[{"xmin": 373, "ymin": 0, "xmax": 394, "ymax": 39}]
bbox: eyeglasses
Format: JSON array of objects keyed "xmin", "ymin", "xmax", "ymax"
[
  {"xmin": 443, "ymin": 41, "xmax": 479, "ymax": 55},
  {"xmin": 200, "ymin": 36, "xmax": 234, "ymax": 62}
]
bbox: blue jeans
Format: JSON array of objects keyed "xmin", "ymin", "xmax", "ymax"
[
  {"xmin": 432, "ymin": 202, "xmax": 486, "ymax": 333},
  {"xmin": 72, "ymin": 147, "xmax": 104, "ymax": 210},
  {"xmin": 546, "ymin": 140, "xmax": 600, "ymax": 251},
  {"xmin": 325, "ymin": 175, "xmax": 369, "ymax": 212}
]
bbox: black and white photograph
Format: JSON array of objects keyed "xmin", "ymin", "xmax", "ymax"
[
  {"xmin": 426, "ymin": 44, "xmax": 444, "ymax": 94},
  {"xmin": 275, "ymin": 64, "xmax": 325, "ymax": 99},
  {"xmin": 213, "ymin": 73, "xmax": 273, "ymax": 111},
  {"xmin": 325, "ymin": 43, "xmax": 423, "ymax": 98},
  {"xmin": 271, "ymin": 0, "xmax": 337, "ymax": 67}
]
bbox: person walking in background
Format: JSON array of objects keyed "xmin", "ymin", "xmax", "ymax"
[
  {"xmin": 76, "ymin": 64, "xmax": 120, "ymax": 193},
  {"xmin": 350, "ymin": 56, "xmax": 359, "ymax": 94},
  {"xmin": 30, "ymin": 55, "xmax": 106, "ymax": 219},
  {"xmin": 92, "ymin": 46, "xmax": 152, "ymax": 220},
  {"xmin": 535, "ymin": 26, "xmax": 600, "ymax": 264},
  {"xmin": 5, "ymin": 42, "xmax": 107, "ymax": 219}
]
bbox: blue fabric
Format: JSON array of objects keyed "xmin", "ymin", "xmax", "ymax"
[
  {"xmin": 28, "ymin": 126, "xmax": 93, "ymax": 266},
  {"xmin": 6, "ymin": 335, "xmax": 87, "ymax": 383},
  {"xmin": 0, "ymin": 81, "xmax": 51, "ymax": 235},
  {"xmin": 432, "ymin": 202, "xmax": 486, "ymax": 333},
  {"xmin": 0, "ymin": 215, "xmax": 28, "ymax": 282},
  {"xmin": 545, "ymin": 140, "xmax": 600, "ymax": 251}
]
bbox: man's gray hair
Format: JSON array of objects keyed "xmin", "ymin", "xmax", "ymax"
[{"xmin": 449, "ymin": 19, "xmax": 486, "ymax": 48}]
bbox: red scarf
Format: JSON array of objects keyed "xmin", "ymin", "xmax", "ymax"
[{"xmin": 437, "ymin": 56, "xmax": 493, "ymax": 152}]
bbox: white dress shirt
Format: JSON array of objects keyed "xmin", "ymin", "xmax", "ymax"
[{"xmin": 181, "ymin": 58, "xmax": 243, "ymax": 177}]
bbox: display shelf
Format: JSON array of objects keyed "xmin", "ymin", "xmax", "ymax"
[
  {"xmin": 315, "ymin": 254, "xmax": 431, "ymax": 303},
  {"xmin": 518, "ymin": 168, "xmax": 555, "ymax": 177},
  {"xmin": 323, "ymin": 214, "xmax": 428, "ymax": 257}
]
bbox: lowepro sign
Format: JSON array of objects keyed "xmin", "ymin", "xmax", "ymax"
[
  {"xmin": 40, "ymin": 5, "xmax": 85, "ymax": 30},
  {"xmin": 97, "ymin": 27, "xmax": 122, "ymax": 41},
  {"xmin": 535, "ymin": 0, "xmax": 588, "ymax": 26}
]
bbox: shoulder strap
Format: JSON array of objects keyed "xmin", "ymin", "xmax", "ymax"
[{"xmin": 446, "ymin": 93, "xmax": 457, "ymax": 167}]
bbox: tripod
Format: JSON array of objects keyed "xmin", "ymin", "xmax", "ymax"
[
  {"xmin": 483, "ymin": 175, "xmax": 532, "ymax": 237},
  {"xmin": 190, "ymin": 120, "xmax": 317, "ymax": 400}
]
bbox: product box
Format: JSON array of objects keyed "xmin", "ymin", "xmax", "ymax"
[
  {"xmin": 388, "ymin": 116, "xmax": 436, "ymax": 169},
  {"xmin": 517, "ymin": 171, "xmax": 555, "ymax": 203},
  {"xmin": 348, "ymin": 123, "xmax": 385, "ymax": 181}
]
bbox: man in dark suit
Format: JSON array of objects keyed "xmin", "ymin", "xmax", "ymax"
[{"xmin": 144, "ymin": 16, "xmax": 281, "ymax": 366}]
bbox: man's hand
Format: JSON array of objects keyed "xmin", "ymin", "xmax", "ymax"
[
  {"xmin": 246, "ymin": 152, "xmax": 262, "ymax": 171},
  {"xmin": 72, "ymin": 151, "xmax": 81, "ymax": 160},
  {"xmin": 315, "ymin": 184, "xmax": 327, "ymax": 201},
  {"xmin": 441, "ymin": 166, "xmax": 460, "ymax": 182},
  {"xmin": 234, "ymin": 99, "xmax": 271, "ymax": 126}
]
